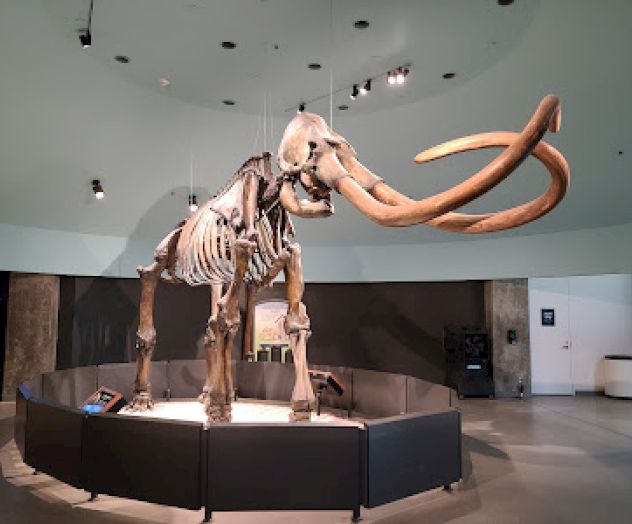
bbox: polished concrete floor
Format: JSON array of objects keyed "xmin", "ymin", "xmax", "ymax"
[{"xmin": 1, "ymin": 396, "xmax": 632, "ymax": 523}]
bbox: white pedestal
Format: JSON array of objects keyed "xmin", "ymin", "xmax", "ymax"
[{"xmin": 604, "ymin": 356, "xmax": 632, "ymax": 398}]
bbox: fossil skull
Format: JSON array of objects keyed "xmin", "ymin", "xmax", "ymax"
[{"xmin": 277, "ymin": 95, "xmax": 569, "ymax": 233}]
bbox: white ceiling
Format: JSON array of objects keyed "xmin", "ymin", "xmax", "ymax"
[
  {"xmin": 0, "ymin": 0, "xmax": 631, "ymax": 248},
  {"xmin": 45, "ymin": 0, "xmax": 536, "ymax": 115}
]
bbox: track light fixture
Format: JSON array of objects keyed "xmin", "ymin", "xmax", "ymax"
[
  {"xmin": 79, "ymin": 0, "xmax": 95, "ymax": 49},
  {"xmin": 188, "ymin": 194, "xmax": 198, "ymax": 213},
  {"xmin": 291, "ymin": 64, "xmax": 410, "ymax": 112},
  {"xmin": 396, "ymin": 67, "xmax": 409, "ymax": 84},
  {"xmin": 386, "ymin": 67, "xmax": 409, "ymax": 86},
  {"xmin": 92, "ymin": 179, "xmax": 104, "ymax": 199}
]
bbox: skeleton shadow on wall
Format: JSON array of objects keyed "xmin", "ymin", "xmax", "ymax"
[{"xmin": 57, "ymin": 187, "xmax": 212, "ymax": 369}]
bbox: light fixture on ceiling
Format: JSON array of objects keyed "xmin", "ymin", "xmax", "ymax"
[
  {"xmin": 221, "ymin": 41, "xmax": 237, "ymax": 49},
  {"xmin": 308, "ymin": 63, "xmax": 322, "ymax": 70},
  {"xmin": 338, "ymin": 105, "xmax": 349, "ymax": 111},
  {"xmin": 298, "ymin": 102, "xmax": 306, "ymax": 113},
  {"xmin": 359, "ymin": 79, "xmax": 371, "ymax": 96},
  {"xmin": 188, "ymin": 194, "xmax": 198, "ymax": 213},
  {"xmin": 114, "ymin": 55, "xmax": 130, "ymax": 64},
  {"xmin": 353, "ymin": 20, "xmax": 370, "ymax": 30},
  {"xmin": 223, "ymin": 99, "xmax": 236, "ymax": 106},
  {"xmin": 350, "ymin": 84, "xmax": 359, "ymax": 100},
  {"xmin": 395, "ymin": 67, "xmax": 409, "ymax": 84},
  {"xmin": 442, "ymin": 72, "xmax": 455, "ymax": 79},
  {"xmin": 79, "ymin": 0, "xmax": 94, "ymax": 49},
  {"xmin": 92, "ymin": 179, "xmax": 104, "ymax": 200},
  {"xmin": 159, "ymin": 77, "xmax": 171, "ymax": 87},
  {"xmin": 387, "ymin": 71, "xmax": 397, "ymax": 85}
]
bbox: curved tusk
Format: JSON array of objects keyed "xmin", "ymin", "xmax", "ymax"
[
  {"xmin": 373, "ymin": 133, "xmax": 569, "ymax": 232},
  {"xmin": 336, "ymin": 95, "xmax": 569, "ymax": 229}
]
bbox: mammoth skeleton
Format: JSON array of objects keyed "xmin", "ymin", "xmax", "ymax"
[{"xmin": 131, "ymin": 95, "xmax": 569, "ymax": 423}]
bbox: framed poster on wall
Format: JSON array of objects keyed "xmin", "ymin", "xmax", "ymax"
[
  {"xmin": 541, "ymin": 308, "xmax": 555, "ymax": 326},
  {"xmin": 253, "ymin": 300, "xmax": 291, "ymax": 362}
]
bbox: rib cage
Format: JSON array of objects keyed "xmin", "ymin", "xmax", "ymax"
[{"xmin": 173, "ymin": 172, "xmax": 289, "ymax": 287}]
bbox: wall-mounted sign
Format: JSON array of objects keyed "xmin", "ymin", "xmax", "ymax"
[
  {"xmin": 253, "ymin": 300, "xmax": 291, "ymax": 362},
  {"xmin": 541, "ymin": 308, "xmax": 555, "ymax": 326}
]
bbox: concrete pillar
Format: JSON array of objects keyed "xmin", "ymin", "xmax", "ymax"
[
  {"xmin": 485, "ymin": 279, "xmax": 530, "ymax": 398},
  {"xmin": 2, "ymin": 273, "xmax": 59, "ymax": 400}
]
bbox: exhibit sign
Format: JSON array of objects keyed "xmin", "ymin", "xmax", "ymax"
[
  {"xmin": 81, "ymin": 386, "xmax": 127, "ymax": 413},
  {"xmin": 253, "ymin": 300, "xmax": 291, "ymax": 362},
  {"xmin": 541, "ymin": 308, "xmax": 555, "ymax": 326}
]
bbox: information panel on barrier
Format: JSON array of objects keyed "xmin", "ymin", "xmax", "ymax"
[{"xmin": 81, "ymin": 386, "xmax": 127, "ymax": 414}]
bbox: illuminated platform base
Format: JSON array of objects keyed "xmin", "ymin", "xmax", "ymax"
[{"xmin": 119, "ymin": 398, "xmax": 363, "ymax": 426}]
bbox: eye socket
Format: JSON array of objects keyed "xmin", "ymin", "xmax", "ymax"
[{"xmin": 308, "ymin": 141, "xmax": 318, "ymax": 150}]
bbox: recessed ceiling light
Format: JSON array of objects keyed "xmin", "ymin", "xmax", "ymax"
[
  {"xmin": 354, "ymin": 20, "xmax": 370, "ymax": 29},
  {"xmin": 114, "ymin": 55, "xmax": 130, "ymax": 64},
  {"xmin": 338, "ymin": 105, "xmax": 349, "ymax": 111},
  {"xmin": 308, "ymin": 63, "xmax": 322, "ymax": 70},
  {"xmin": 618, "ymin": 151, "xmax": 624, "ymax": 155},
  {"xmin": 442, "ymin": 72, "xmax": 455, "ymax": 79},
  {"xmin": 497, "ymin": 0, "xmax": 515, "ymax": 5},
  {"xmin": 223, "ymin": 99, "xmax": 236, "ymax": 106},
  {"xmin": 159, "ymin": 77, "xmax": 170, "ymax": 87},
  {"xmin": 221, "ymin": 41, "xmax": 237, "ymax": 49}
]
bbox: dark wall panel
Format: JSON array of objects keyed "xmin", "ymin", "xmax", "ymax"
[
  {"xmin": 256, "ymin": 281, "xmax": 484, "ymax": 383},
  {"xmin": 57, "ymin": 277, "xmax": 483, "ymax": 384},
  {"xmin": 57, "ymin": 276, "xmax": 210, "ymax": 369}
]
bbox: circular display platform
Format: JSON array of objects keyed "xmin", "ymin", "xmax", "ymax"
[{"xmin": 119, "ymin": 398, "xmax": 363, "ymax": 426}]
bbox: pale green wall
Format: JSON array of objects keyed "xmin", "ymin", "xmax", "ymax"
[{"xmin": 2, "ymin": 221, "xmax": 631, "ymax": 282}]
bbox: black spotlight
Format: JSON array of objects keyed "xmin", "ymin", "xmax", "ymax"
[
  {"xmin": 350, "ymin": 84, "xmax": 359, "ymax": 100},
  {"xmin": 298, "ymin": 102, "xmax": 306, "ymax": 113},
  {"xmin": 92, "ymin": 179, "xmax": 104, "ymax": 200},
  {"xmin": 80, "ymin": 31, "xmax": 92, "ymax": 49},
  {"xmin": 79, "ymin": 0, "xmax": 94, "ymax": 49},
  {"xmin": 359, "ymin": 79, "xmax": 371, "ymax": 95},
  {"xmin": 188, "ymin": 194, "xmax": 198, "ymax": 213}
]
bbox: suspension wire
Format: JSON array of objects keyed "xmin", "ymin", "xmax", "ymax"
[
  {"xmin": 189, "ymin": 145, "xmax": 193, "ymax": 196},
  {"xmin": 252, "ymin": 97, "xmax": 263, "ymax": 154},
  {"xmin": 269, "ymin": 91, "xmax": 273, "ymax": 151},
  {"xmin": 329, "ymin": 0, "xmax": 334, "ymax": 128},
  {"xmin": 263, "ymin": 91, "xmax": 267, "ymax": 152}
]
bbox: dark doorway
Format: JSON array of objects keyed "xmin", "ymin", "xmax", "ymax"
[{"xmin": 0, "ymin": 272, "xmax": 9, "ymax": 394}]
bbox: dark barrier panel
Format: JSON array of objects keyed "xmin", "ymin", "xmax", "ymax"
[
  {"xmin": 208, "ymin": 424, "xmax": 361, "ymax": 512},
  {"xmin": 42, "ymin": 366, "xmax": 98, "ymax": 408},
  {"xmin": 352, "ymin": 369, "xmax": 407, "ymax": 418},
  {"xmin": 167, "ymin": 359, "xmax": 206, "ymax": 398},
  {"xmin": 363, "ymin": 410, "xmax": 462, "ymax": 508},
  {"xmin": 83, "ymin": 414, "xmax": 204, "ymax": 510},
  {"xmin": 14, "ymin": 385, "xmax": 29, "ymax": 459},
  {"xmin": 311, "ymin": 364, "xmax": 353, "ymax": 411},
  {"xmin": 97, "ymin": 361, "xmax": 168, "ymax": 401},
  {"xmin": 406, "ymin": 377, "xmax": 451, "ymax": 413},
  {"xmin": 25, "ymin": 398, "xmax": 86, "ymax": 488},
  {"xmin": 236, "ymin": 362, "xmax": 294, "ymax": 401}
]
